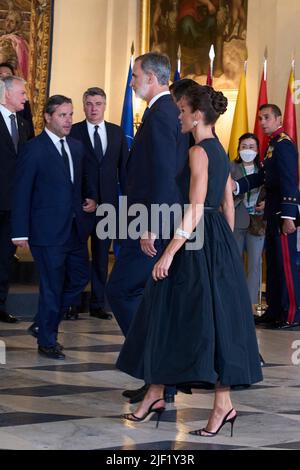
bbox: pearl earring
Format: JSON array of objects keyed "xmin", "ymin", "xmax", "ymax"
[{"xmin": 193, "ymin": 120, "xmax": 198, "ymax": 127}]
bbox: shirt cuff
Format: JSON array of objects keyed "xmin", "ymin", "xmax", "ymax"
[
  {"xmin": 281, "ymin": 216, "xmax": 296, "ymax": 220},
  {"xmin": 12, "ymin": 237, "xmax": 29, "ymax": 241},
  {"xmin": 233, "ymin": 181, "xmax": 240, "ymax": 195}
]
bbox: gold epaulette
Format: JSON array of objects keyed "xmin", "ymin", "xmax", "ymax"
[
  {"xmin": 277, "ymin": 133, "xmax": 292, "ymax": 143},
  {"xmin": 265, "ymin": 146, "xmax": 274, "ymax": 159}
]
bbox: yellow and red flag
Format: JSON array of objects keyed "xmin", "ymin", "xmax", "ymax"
[
  {"xmin": 283, "ymin": 62, "xmax": 298, "ymax": 147},
  {"xmin": 228, "ymin": 68, "xmax": 249, "ymax": 160},
  {"xmin": 254, "ymin": 60, "xmax": 269, "ymax": 160}
]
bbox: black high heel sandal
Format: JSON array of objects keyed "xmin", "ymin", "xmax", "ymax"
[
  {"xmin": 123, "ymin": 398, "xmax": 165, "ymax": 428},
  {"xmin": 189, "ymin": 408, "xmax": 237, "ymax": 437}
]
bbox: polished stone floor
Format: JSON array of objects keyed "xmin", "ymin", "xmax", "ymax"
[{"xmin": 1, "ymin": 314, "xmax": 300, "ymax": 450}]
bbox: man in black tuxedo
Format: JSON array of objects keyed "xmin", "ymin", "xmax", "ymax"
[
  {"xmin": 0, "ymin": 75, "xmax": 31, "ymax": 323},
  {"xmin": 11, "ymin": 95, "xmax": 97, "ymax": 359},
  {"xmin": 106, "ymin": 52, "xmax": 189, "ymax": 402},
  {"xmin": 71, "ymin": 87, "xmax": 128, "ymax": 320}
]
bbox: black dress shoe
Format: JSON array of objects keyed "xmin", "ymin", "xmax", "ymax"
[
  {"xmin": 122, "ymin": 384, "xmax": 149, "ymax": 399},
  {"xmin": 56, "ymin": 342, "xmax": 64, "ymax": 351},
  {"xmin": 129, "ymin": 387, "xmax": 176, "ymax": 404},
  {"xmin": 65, "ymin": 306, "xmax": 79, "ymax": 320},
  {"xmin": 38, "ymin": 345, "xmax": 65, "ymax": 360},
  {"xmin": 0, "ymin": 310, "xmax": 18, "ymax": 323},
  {"xmin": 259, "ymin": 353, "xmax": 266, "ymax": 367},
  {"xmin": 177, "ymin": 385, "xmax": 192, "ymax": 394},
  {"xmin": 274, "ymin": 321, "xmax": 300, "ymax": 330},
  {"xmin": 90, "ymin": 308, "xmax": 112, "ymax": 320},
  {"xmin": 129, "ymin": 386, "xmax": 150, "ymax": 404},
  {"xmin": 27, "ymin": 323, "xmax": 39, "ymax": 338},
  {"xmin": 254, "ymin": 312, "xmax": 275, "ymax": 325}
]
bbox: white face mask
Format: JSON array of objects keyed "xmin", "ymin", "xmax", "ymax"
[{"xmin": 239, "ymin": 149, "xmax": 257, "ymax": 163}]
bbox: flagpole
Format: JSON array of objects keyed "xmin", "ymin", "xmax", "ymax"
[
  {"xmin": 173, "ymin": 45, "xmax": 181, "ymax": 82},
  {"xmin": 131, "ymin": 41, "xmax": 134, "ymax": 68},
  {"xmin": 263, "ymin": 57, "xmax": 267, "ymax": 81},
  {"xmin": 209, "ymin": 44, "xmax": 215, "ymax": 81},
  {"xmin": 177, "ymin": 44, "xmax": 181, "ymax": 76}
]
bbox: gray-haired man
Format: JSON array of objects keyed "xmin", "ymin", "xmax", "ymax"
[{"xmin": 0, "ymin": 76, "xmax": 31, "ymax": 323}]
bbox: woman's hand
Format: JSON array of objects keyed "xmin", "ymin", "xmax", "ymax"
[
  {"xmin": 152, "ymin": 252, "xmax": 174, "ymax": 281},
  {"xmin": 256, "ymin": 201, "xmax": 265, "ymax": 212}
]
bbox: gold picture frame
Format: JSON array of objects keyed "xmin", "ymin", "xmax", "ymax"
[
  {"xmin": 140, "ymin": 0, "xmax": 248, "ymax": 89},
  {"xmin": 140, "ymin": 0, "xmax": 150, "ymax": 54},
  {"xmin": 0, "ymin": 0, "xmax": 54, "ymax": 133},
  {"xmin": 28, "ymin": 0, "xmax": 54, "ymax": 133}
]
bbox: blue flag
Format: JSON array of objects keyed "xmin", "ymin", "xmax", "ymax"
[
  {"xmin": 121, "ymin": 62, "xmax": 134, "ymax": 150},
  {"xmin": 173, "ymin": 69, "xmax": 180, "ymax": 82},
  {"xmin": 114, "ymin": 60, "xmax": 134, "ymax": 257}
]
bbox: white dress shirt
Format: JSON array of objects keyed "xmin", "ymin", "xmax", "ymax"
[
  {"xmin": 86, "ymin": 120, "xmax": 108, "ymax": 155},
  {"xmin": 45, "ymin": 127, "xmax": 74, "ymax": 183},
  {"xmin": 148, "ymin": 91, "xmax": 170, "ymax": 108},
  {"xmin": 0, "ymin": 103, "xmax": 18, "ymax": 135}
]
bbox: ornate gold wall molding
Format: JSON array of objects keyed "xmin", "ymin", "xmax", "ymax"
[
  {"xmin": 28, "ymin": 0, "xmax": 53, "ymax": 133},
  {"xmin": 140, "ymin": 0, "xmax": 150, "ymax": 54}
]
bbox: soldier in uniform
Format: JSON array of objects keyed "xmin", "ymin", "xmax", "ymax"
[{"xmin": 232, "ymin": 104, "xmax": 300, "ymax": 329}]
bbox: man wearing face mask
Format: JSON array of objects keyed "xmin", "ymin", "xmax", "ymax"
[
  {"xmin": 232, "ymin": 104, "xmax": 300, "ymax": 329},
  {"xmin": 230, "ymin": 133, "xmax": 265, "ymax": 313}
]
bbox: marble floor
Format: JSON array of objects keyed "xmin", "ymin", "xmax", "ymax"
[{"xmin": 1, "ymin": 315, "xmax": 300, "ymax": 450}]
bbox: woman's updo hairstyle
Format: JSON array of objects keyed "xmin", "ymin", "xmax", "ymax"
[{"xmin": 182, "ymin": 83, "xmax": 228, "ymax": 125}]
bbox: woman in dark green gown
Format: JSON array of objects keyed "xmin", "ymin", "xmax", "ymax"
[{"xmin": 117, "ymin": 84, "xmax": 263, "ymax": 437}]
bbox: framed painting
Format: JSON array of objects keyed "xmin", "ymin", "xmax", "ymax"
[
  {"xmin": 140, "ymin": 0, "xmax": 248, "ymax": 89},
  {"xmin": 0, "ymin": 0, "xmax": 54, "ymax": 132}
]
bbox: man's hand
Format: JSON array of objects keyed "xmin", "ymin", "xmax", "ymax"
[
  {"xmin": 140, "ymin": 231, "xmax": 157, "ymax": 257},
  {"xmin": 12, "ymin": 240, "xmax": 29, "ymax": 249},
  {"xmin": 83, "ymin": 198, "xmax": 97, "ymax": 212},
  {"xmin": 282, "ymin": 218, "xmax": 296, "ymax": 235}
]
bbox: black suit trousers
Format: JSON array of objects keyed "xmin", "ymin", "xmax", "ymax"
[
  {"xmin": 106, "ymin": 238, "xmax": 166, "ymax": 336},
  {"xmin": 90, "ymin": 219, "xmax": 111, "ymax": 309},
  {"xmin": 0, "ymin": 211, "xmax": 17, "ymax": 308}
]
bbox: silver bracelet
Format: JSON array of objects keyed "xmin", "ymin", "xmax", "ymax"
[{"xmin": 175, "ymin": 228, "xmax": 191, "ymax": 239}]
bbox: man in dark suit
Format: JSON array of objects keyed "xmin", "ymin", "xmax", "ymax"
[
  {"xmin": 0, "ymin": 63, "xmax": 35, "ymax": 139},
  {"xmin": 106, "ymin": 52, "xmax": 189, "ymax": 402},
  {"xmin": 0, "ymin": 75, "xmax": 31, "ymax": 323},
  {"xmin": 71, "ymin": 87, "xmax": 128, "ymax": 320},
  {"xmin": 11, "ymin": 95, "xmax": 97, "ymax": 359}
]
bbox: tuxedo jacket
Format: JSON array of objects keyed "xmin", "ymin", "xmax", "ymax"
[
  {"xmin": 125, "ymin": 94, "xmax": 189, "ymax": 235},
  {"xmin": 11, "ymin": 131, "xmax": 98, "ymax": 246},
  {"xmin": 0, "ymin": 112, "xmax": 31, "ymax": 211},
  {"xmin": 70, "ymin": 120, "xmax": 128, "ymax": 207}
]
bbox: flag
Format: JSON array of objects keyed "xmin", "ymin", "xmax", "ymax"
[
  {"xmin": 173, "ymin": 45, "xmax": 181, "ymax": 82},
  {"xmin": 283, "ymin": 63, "xmax": 298, "ymax": 148},
  {"xmin": 173, "ymin": 68, "xmax": 180, "ymax": 82},
  {"xmin": 254, "ymin": 65, "xmax": 269, "ymax": 160},
  {"xmin": 228, "ymin": 69, "xmax": 249, "ymax": 160},
  {"xmin": 121, "ymin": 60, "xmax": 134, "ymax": 150},
  {"xmin": 207, "ymin": 44, "xmax": 214, "ymax": 86},
  {"xmin": 114, "ymin": 54, "xmax": 134, "ymax": 257},
  {"xmin": 206, "ymin": 63, "xmax": 212, "ymax": 86},
  {"xmin": 284, "ymin": 63, "xmax": 300, "ymax": 255}
]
